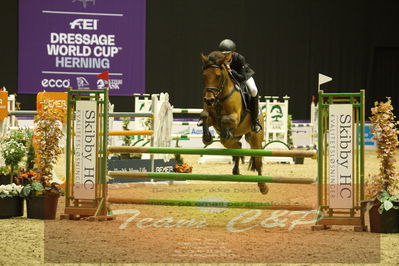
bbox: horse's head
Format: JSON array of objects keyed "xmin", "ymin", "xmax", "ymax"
[{"xmin": 201, "ymin": 51, "xmax": 233, "ymax": 106}]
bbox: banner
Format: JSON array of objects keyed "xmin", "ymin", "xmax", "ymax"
[
  {"xmin": 36, "ymin": 92, "xmax": 68, "ymax": 122},
  {"xmin": 74, "ymin": 100, "xmax": 97, "ymax": 200},
  {"xmin": 0, "ymin": 91, "xmax": 8, "ymax": 121},
  {"xmin": 19, "ymin": 0, "xmax": 146, "ymax": 96},
  {"xmin": 265, "ymin": 102, "xmax": 288, "ymax": 133},
  {"xmin": 329, "ymin": 104, "xmax": 353, "ymax": 209}
]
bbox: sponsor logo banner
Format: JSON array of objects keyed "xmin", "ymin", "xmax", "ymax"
[
  {"xmin": 266, "ymin": 103, "xmax": 287, "ymax": 133},
  {"xmin": 0, "ymin": 91, "xmax": 8, "ymax": 121},
  {"xmin": 19, "ymin": 0, "xmax": 146, "ymax": 96}
]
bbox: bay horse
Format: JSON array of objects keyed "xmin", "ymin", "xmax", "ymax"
[{"xmin": 200, "ymin": 51, "xmax": 268, "ymax": 194}]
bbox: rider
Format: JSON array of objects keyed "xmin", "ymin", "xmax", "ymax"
[{"xmin": 218, "ymin": 39, "xmax": 262, "ymax": 132}]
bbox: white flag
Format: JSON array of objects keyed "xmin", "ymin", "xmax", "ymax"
[{"xmin": 318, "ymin": 73, "xmax": 332, "ymax": 86}]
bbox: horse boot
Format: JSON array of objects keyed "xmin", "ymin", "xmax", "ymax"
[{"xmin": 250, "ymin": 94, "xmax": 262, "ymax": 133}]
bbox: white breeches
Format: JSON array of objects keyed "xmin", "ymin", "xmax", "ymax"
[{"xmin": 246, "ymin": 77, "xmax": 258, "ymax": 97}]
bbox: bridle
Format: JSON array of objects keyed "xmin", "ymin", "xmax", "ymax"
[
  {"xmin": 203, "ymin": 63, "xmax": 237, "ymax": 103},
  {"xmin": 203, "ymin": 63, "xmax": 228, "ymax": 98}
]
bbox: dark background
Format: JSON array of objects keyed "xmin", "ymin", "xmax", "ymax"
[{"xmin": 1, "ymin": 0, "xmax": 399, "ymax": 119}]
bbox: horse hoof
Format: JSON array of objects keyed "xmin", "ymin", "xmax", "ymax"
[
  {"xmin": 232, "ymin": 168, "xmax": 240, "ymax": 175},
  {"xmin": 202, "ymin": 134, "xmax": 213, "ymax": 145},
  {"xmin": 220, "ymin": 128, "xmax": 231, "ymax": 139},
  {"xmin": 258, "ymin": 183, "xmax": 269, "ymax": 195}
]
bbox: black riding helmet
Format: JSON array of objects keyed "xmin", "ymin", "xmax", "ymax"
[{"xmin": 218, "ymin": 39, "xmax": 236, "ymax": 53}]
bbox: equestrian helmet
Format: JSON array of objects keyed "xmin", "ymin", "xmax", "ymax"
[{"xmin": 218, "ymin": 39, "xmax": 236, "ymax": 53}]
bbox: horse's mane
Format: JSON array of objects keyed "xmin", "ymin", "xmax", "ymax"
[{"xmin": 204, "ymin": 51, "xmax": 225, "ymax": 68}]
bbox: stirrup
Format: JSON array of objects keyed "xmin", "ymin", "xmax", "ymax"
[{"xmin": 252, "ymin": 120, "xmax": 262, "ymax": 133}]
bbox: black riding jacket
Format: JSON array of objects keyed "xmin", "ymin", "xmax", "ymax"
[{"xmin": 229, "ymin": 52, "xmax": 255, "ymax": 83}]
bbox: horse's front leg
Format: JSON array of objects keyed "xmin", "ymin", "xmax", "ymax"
[
  {"xmin": 220, "ymin": 114, "xmax": 239, "ymax": 139},
  {"xmin": 200, "ymin": 110, "xmax": 213, "ymax": 145}
]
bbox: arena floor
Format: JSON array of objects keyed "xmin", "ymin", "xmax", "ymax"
[{"xmin": 1, "ymin": 150, "xmax": 399, "ymax": 264}]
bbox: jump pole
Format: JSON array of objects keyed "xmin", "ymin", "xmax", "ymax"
[
  {"xmin": 108, "ymin": 171, "xmax": 314, "ymax": 184},
  {"xmin": 109, "ymin": 130, "xmax": 153, "ymax": 136},
  {"xmin": 107, "ymin": 146, "xmax": 317, "ymax": 158},
  {"xmin": 107, "ymin": 197, "xmax": 314, "ymax": 211}
]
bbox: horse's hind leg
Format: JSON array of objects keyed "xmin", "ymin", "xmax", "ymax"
[
  {"xmin": 232, "ymin": 156, "xmax": 240, "ymax": 175},
  {"xmin": 247, "ymin": 155, "xmax": 268, "ymax": 194},
  {"xmin": 246, "ymin": 131, "xmax": 268, "ymax": 195},
  {"xmin": 221, "ymin": 137, "xmax": 242, "ymax": 175},
  {"xmin": 255, "ymin": 160, "xmax": 268, "ymax": 194}
]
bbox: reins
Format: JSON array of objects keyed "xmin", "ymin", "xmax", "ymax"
[{"xmin": 203, "ymin": 63, "xmax": 238, "ymax": 103}]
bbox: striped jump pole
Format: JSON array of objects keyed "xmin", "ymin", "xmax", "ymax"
[
  {"xmin": 109, "ymin": 130, "xmax": 153, "ymax": 136},
  {"xmin": 108, "ymin": 171, "xmax": 315, "ymax": 184},
  {"xmin": 108, "ymin": 198, "xmax": 315, "ymax": 211},
  {"xmin": 173, "ymin": 108, "xmax": 202, "ymax": 114},
  {"xmin": 7, "ymin": 110, "xmax": 155, "ymax": 118},
  {"xmin": 172, "ymin": 121, "xmax": 199, "ymax": 126},
  {"xmin": 109, "ymin": 112, "xmax": 153, "ymax": 118},
  {"xmin": 107, "ymin": 146, "xmax": 317, "ymax": 158}
]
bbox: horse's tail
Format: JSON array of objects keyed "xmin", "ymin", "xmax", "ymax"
[{"xmin": 248, "ymin": 156, "xmax": 262, "ymax": 174}]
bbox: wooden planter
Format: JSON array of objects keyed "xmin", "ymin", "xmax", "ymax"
[
  {"xmin": 369, "ymin": 201, "xmax": 399, "ymax": 233},
  {"xmin": 0, "ymin": 197, "xmax": 24, "ymax": 218},
  {"xmin": 0, "ymin": 174, "xmax": 12, "ymax": 185},
  {"xmin": 26, "ymin": 194, "xmax": 59, "ymax": 220}
]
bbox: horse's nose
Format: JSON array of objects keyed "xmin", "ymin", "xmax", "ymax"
[{"xmin": 204, "ymin": 97, "xmax": 215, "ymax": 106}]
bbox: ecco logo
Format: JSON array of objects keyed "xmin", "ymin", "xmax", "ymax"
[
  {"xmin": 70, "ymin": 19, "xmax": 98, "ymax": 30},
  {"xmin": 41, "ymin": 79, "xmax": 70, "ymax": 88}
]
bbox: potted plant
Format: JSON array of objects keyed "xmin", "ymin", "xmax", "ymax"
[
  {"xmin": 0, "ymin": 183, "xmax": 24, "ymax": 218},
  {"xmin": 366, "ymin": 98, "xmax": 399, "ymax": 233},
  {"xmin": 20, "ymin": 171, "xmax": 62, "ymax": 219},
  {"xmin": 23, "ymin": 99, "xmax": 66, "ymax": 219},
  {"xmin": 0, "ymin": 130, "xmax": 28, "ymax": 183}
]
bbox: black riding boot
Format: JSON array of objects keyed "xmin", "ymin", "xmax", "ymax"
[{"xmin": 250, "ymin": 94, "xmax": 262, "ymax": 133}]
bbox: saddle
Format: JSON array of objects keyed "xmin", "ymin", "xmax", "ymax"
[{"xmin": 227, "ymin": 71, "xmax": 251, "ymax": 112}]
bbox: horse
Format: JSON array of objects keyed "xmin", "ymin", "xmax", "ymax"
[{"xmin": 200, "ymin": 51, "xmax": 268, "ymax": 194}]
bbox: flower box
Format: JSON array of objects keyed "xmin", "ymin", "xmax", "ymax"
[
  {"xmin": 0, "ymin": 197, "xmax": 24, "ymax": 218},
  {"xmin": 0, "ymin": 174, "xmax": 12, "ymax": 185},
  {"xmin": 368, "ymin": 200, "xmax": 399, "ymax": 233},
  {"xmin": 26, "ymin": 194, "xmax": 59, "ymax": 220}
]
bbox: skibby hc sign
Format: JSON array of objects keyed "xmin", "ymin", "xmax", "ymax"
[
  {"xmin": 328, "ymin": 104, "xmax": 353, "ymax": 209},
  {"xmin": 19, "ymin": 0, "xmax": 146, "ymax": 96}
]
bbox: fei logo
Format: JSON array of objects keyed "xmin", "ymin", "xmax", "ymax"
[{"xmin": 70, "ymin": 19, "xmax": 98, "ymax": 30}]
